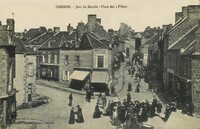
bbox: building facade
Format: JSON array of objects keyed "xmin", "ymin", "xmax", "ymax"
[
  {"xmin": 14, "ymin": 38, "xmax": 36, "ymax": 106},
  {"xmin": 0, "ymin": 19, "xmax": 17, "ymax": 129},
  {"xmin": 162, "ymin": 5, "xmax": 200, "ymax": 114}
]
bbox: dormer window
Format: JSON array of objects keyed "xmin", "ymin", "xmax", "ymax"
[{"xmin": 48, "ymin": 40, "xmax": 56, "ymax": 48}]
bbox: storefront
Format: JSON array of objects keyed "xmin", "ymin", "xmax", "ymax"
[
  {"xmin": 179, "ymin": 77, "xmax": 192, "ymax": 105},
  {"xmin": 40, "ymin": 65, "xmax": 59, "ymax": 81},
  {"xmin": 90, "ymin": 71, "xmax": 108, "ymax": 92},
  {"xmin": 69, "ymin": 70, "xmax": 90, "ymax": 90}
]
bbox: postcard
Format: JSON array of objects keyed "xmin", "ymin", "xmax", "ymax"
[{"xmin": 0, "ymin": 0, "xmax": 200, "ymax": 129}]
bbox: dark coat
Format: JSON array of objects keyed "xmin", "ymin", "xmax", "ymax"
[
  {"xmin": 69, "ymin": 94, "xmax": 73, "ymax": 100},
  {"xmin": 156, "ymin": 102, "xmax": 163, "ymax": 113},
  {"xmin": 127, "ymin": 83, "xmax": 132, "ymax": 91},
  {"xmin": 118, "ymin": 106, "xmax": 126, "ymax": 123},
  {"xmin": 127, "ymin": 94, "xmax": 131, "ymax": 102},
  {"xmin": 93, "ymin": 105, "xmax": 101, "ymax": 118},
  {"xmin": 76, "ymin": 107, "xmax": 84, "ymax": 123},
  {"xmin": 69, "ymin": 109, "xmax": 75, "ymax": 124}
]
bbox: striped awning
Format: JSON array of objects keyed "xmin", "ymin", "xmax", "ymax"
[
  {"xmin": 91, "ymin": 71, "xmax": 107, "ymax": 83},
  {"xmin": 69, "ymin": 70, "xmax": 89, "ymax": 81}
]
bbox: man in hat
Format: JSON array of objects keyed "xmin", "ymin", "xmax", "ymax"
[
  {"xmin": 68, "ymin": 93, "xmax": 73, "ymax": 106},
  {"xmin": 127, "ymin": 82, "xmax": 132, "ymax": 92},
  {"xmin": 127, "ymin": 93, "xmax": 131, "ymax": 103}
]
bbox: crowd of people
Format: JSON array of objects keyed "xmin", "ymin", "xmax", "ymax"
[{"xmin": 67, "ymin": 53, "xmax": 195, "ymax": 128}]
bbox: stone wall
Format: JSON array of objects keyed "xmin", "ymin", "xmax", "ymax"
[
  {"xmin": 192, "ymin": 56, "xmax": 200, "ymax": 114},
  {"xmin": 0, "ymin": 48, "xmax": 8, "ymax": 96}
]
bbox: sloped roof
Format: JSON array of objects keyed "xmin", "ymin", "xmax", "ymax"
[
  {"xmin": 181, "ymin": 40, "xmax": 196, "ymax": 55},
  {"xmin": 23, "ymin": 28, "xmax": 46, "ymax": 44},
  {"xmin": 79, "ymin": 32, "xmax": 110, "ymax": 50},
  {"xmin": 141, "ymin": 28, "xmax": 157, "ymax": 39},
  {"xmin": 169, "ymin": 26, "xmax": 198, "ymax": 50},
  {"xmin": 143, "ymin": 33, "xmax": 159, "ymax": 46},
  {"xmin": 85, "ymin": 22, "xmax": 111, "ymax": 41},
  {"xmin": 27, "ymin": 32, "xmax": 53, "ymax": 45},
  {"xmin": 39, "ymin": 31, "xmax": 76, "ymax": 49},
  {"xmin": 166, "ymin": 17, "xmax": 188, "ymax": 34},
  {"xmin": 14, "ymin": 38, "xmax": 35, "ymax": 54}
]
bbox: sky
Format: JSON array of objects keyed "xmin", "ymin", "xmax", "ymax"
[{"xmin": 0, "ymin": 0, "xmax": 199, "ymax": 32}]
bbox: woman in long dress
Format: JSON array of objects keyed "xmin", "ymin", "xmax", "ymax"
[
  {"xmin": 112, "ymin": 107, "xmax": 121, "ymax": 127},
  {"xmin": 69, "ymin": 107, "xmax": 75, "ymax": 124},
  {"xmin": 76, "ymin": 105, "xmax": 84, "ymax": 123},
  {"xmin": 93, "ymin": 103, "xmax": 101, "ymax": 118}
]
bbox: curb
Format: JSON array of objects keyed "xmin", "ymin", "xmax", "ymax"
[
  {"xmin": 35, "ymin": 80, "xmax": 86, "ymax": 95},
  {"xmin": 35, "ymin": 80, "xmax": 105, "ymax": 96}
]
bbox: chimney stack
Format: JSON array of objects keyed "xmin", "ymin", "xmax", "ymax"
[
  {"xmin": 175, "ymin": 12, "xmax": 182, "ymax": 22},
  {"xmin": 53, "ymin": 27, "xmax": 60, "ymax": 33},
  {"xmin": 182, "ymin": 6, "xmax": 188, "ymax": 18},
  {"xmin": 67, "ymin": 23, "xmax": 73, "ymax": 34},
  {"xmin": 96, "ymin": 18, "xmax": 101, "ymax": 25},
  {"xmin": 87, "ymin": 14, "xmax": 96, "ymax": 32}
]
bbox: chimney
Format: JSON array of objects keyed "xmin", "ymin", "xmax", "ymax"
[
  {"xmin": 87, "ymin": 14, "xmax": 96, "ymax": 32},
  {"xmin": 6, "ymin": 19, "xmax": 15, "ymax": 32},
  {"xmin": 182, "ymin": 6, "xmax": 188, "ymax": 18},
  {"xmin": 6, "ymin": 19, "xmax": 15, "ymax": 44},
  {"xmin": 53, "ymin": 27, "xmax": 60, "ymax": 33},
  {"xmin": 175, "ymin": 12, "xmax": 182, "ymax": 22},
  {"xmin": 77, "ymin": 21, "xmax": 85, "ymax": 38},
  {"xmin": 39, "ymin": 26, "xmax": 47, "ymax": 33},
  {"xmin": 187, "ymin": 5, "xmax": 200, "ymax": 18},
  {"xmin": 96, "ymin": 18, "xmax": 101, "ymax": 25},
  {"xmin": 67, "ymin": 23, "xmax": 73, "ymax": 34}
]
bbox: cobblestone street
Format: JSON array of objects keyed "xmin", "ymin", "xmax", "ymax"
[{"xmin": 10, "ymin": 62, "xmax": 164, "ymax": 129}]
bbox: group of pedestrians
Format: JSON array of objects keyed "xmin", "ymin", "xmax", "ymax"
[
  {"xmin": 69, "ymin": 105, "xmax": 84, "ymax": 124},
  {"xmin": 68, "ymin": 93, "xmax": 85, "ymax": 124},
  {"xmin": 127, "ymin": 82, "xmax": 141, "ymax": 93},
  {"xmin": 103, "ymin": 96, "xmax": 164, "ymax": 128}
]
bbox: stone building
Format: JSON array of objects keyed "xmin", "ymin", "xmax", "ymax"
[
  {"xmin": 68, "ymin": 32, "xmax": 113, "ymax": 91},
  {"xmin": 38, "ymin": 29, "xmax": 76, "ymax": 82},
  {"xmin": 0, "ymin": 19, "xmax": 17, "ymax": 128},
  {"xmin": 163, "ymin": 5, "xmax": 200, "ymax": 91},
  {"xmin": 14, "ymin": 38, "xmax": 36, "ymax": 106},
  {"xmin": 163, "ymin": 5, "xmax": 200, "ymax": 114}
]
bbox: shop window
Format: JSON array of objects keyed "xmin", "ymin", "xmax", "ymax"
[{"xmin": 41, "ymin": 68, "xmax": 46, "ymax": 77}]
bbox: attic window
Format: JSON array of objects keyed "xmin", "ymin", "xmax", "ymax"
[{"xmin": 48, "ymin": 40, "xmax": 56, "ymax": 47}]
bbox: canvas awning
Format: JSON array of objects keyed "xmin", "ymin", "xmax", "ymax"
[
  {"xmin": 69, "ymin": 70, "xmax": 89, "ymax": 81},
  {"xmin": 91, "ymin": 71, "xmax": 107, "ymax": 83}
]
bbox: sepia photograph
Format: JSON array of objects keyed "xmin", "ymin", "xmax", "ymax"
[{"xmin": 0, "ymin": 0, "xmax": 200, "ymax": 129}]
